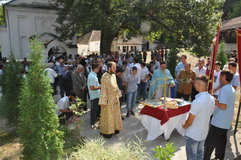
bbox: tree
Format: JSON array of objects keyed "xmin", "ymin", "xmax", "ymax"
[
  {"xmin": 18, "ymin": 37, "xmax": 64, "ymax": 159},
  {"xmin": 0, "ymin": 5, "xmax": 5, "ymax": 26},
  {"xmin": 222, "ymin": 0, "xmax": 240, "ymax": 20},
  {"xmin": 139, "ymin": 0, "xmax": 223, "ymax": 57},
  {"xmin": 52, "ymin": 0, "xmax": 141, "ymax": 55},
  {"xmin": 1, "ymin": 52, "xmax": 23, "ymax": 125},
  {"xmin": 217, "ymin": 41, "xmax": 228, "ymax": 69},
  {"xmin": 52, "ymin": 0, "xmax": 223, "ymax": 57},
  {"xmin": 167, "ymin": 43, "xmax": 178, "ymax": 78},
  {"xmin": 227, "ymin": 1, "xmax": 241, "ymax": 19}
]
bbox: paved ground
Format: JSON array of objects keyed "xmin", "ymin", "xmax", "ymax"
[{"xmin": 54, "ymin": 95, "xmax": 241, "ymax": 160}]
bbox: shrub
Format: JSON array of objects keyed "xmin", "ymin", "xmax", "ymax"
[
  {"xmin": 167, "ymin": 44, "xmax": 178, "ymax": 78},
  {"xmin": 153, "ymin": 143, "xmax": 176, "ymax": 160},
  {"xmin": 69, "ymin": 138, "xmax": 150, "ymax": 160},
  {"xmin": 216, "ymin": 41, "xmax": 228, "ymax": 69},
  {"xmin": 18, "ymin": 37, "xmax": 64, "ymax": 160},
  {"xmin": 0, "ymin": 52, "xmax": 23, "ymax": 125}
]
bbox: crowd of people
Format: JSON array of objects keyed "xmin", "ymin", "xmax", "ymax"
[{"xmin": 0, "ymin": 48, "xmax": 239, "ymax": 159}]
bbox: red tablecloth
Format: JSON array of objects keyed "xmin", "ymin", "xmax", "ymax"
[{"xmin": 140, "ymin": 104, "xmax": 191, "ymax": 125}]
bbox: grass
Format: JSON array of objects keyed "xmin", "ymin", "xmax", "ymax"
[{"xmin": 68, "ymin": 138, "xmax": 150, "ymax": 160}]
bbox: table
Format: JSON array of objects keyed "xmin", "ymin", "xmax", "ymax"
[{"xmin": 140, "ymin": 101, "xmax": 191, "ymax": 140}]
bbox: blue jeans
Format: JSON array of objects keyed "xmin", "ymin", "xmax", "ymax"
[
  {"xmin": 185, "ymin": 136, "xmax": 204, "ymax": 160},
  {"xmin": 138, "ymin": 82, "xmax": 147, "ymax": 100},
  {"xmin": 126, "ymin": 90, "xmax": 137, "ymax": 110}
]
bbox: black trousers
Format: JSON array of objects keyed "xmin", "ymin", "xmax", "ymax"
[
  {"xmin": 90, "ymin": 98, "xmax": 100, "ymax": 125},
  {"xmin": 204, "ymin": 125, "xmax": 228, "ymax": 160},
  {"xmin": 59, "ymin": 112, "xmax": 73, "ymax": 125},
  {"xmin": 176, "ymin": 92, "xmax": 190, "ymax": 101}
]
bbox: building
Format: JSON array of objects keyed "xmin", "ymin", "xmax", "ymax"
[
  {"xmin": 77, "ymin": 30, "xmax": 146, "ymax": 56},
  {"xmin": 0, "ymin": 0, "xmax": 77, "ymax": 61},
  {"xmin": 220, "ymin": 16, "xmax": 241, "ymax": 53}
]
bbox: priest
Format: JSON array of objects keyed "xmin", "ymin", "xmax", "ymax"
[
  {"xmin": 148, "ymin": 61, "xmax": 175, "ymax": 99},
  {"xmin": 99, "ymin": 61, "xmax": 123, "ymax": 138}
]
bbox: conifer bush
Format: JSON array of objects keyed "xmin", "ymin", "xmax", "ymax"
[
  {"xmin": 167, "ymin": 45, "xmax": 178, "ymax": 78},
  {"xmin": 0, "ymin": 53, "xmax": 23, "ymax": 125},
  {"xmin": 18, "ymin": 37, "xmax": 64, "ymax": 160},
  {"xmin": 216, "ymin": 41, "xmax": 228, "ymax": 69}
]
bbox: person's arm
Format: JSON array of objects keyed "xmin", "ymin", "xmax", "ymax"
[
  {"xmin": 89, "ymin": 77, "xmax": 101, "ymax": 90},
  {"xmin": 99, "ymin": 76, "xmax": 108, "ymax": 107},
  {"xmin": 215, "ymin": 99, "xmax": 227, "ymax": 110},
  {"xmin": 183, "ymin": 113, "xmax": 196, "ymax": 129},
  {"xmin": 232, "ymin": 86, "xmax": 237, "ymax": 90},
  {"xmin": 176, "ymin": 71, "xmax": 183, "ymax": 83},
  {"xmin": 213, "ymin": 84, "xmax": 223, "ymax": 93},
  {"xmin": 90, "ymin": 85, "xmax": 101, "ymax": 90}
]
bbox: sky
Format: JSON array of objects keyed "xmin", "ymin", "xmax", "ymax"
[{"xmin": 0, "ymin": 0, "xmax": 10, "ymax": 5}]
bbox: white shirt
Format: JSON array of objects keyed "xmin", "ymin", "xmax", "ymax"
[
  {"xmin": 56, "ymin": 96, "xmax": 70, "ymax": 116},
  {"xmin": 133, "ymin": 63, "xmax": 141, "ymax": 84},
  {"xmin": 213, "ymin": 70, "xmax": 221, "ymax": 96},
  {"xmin": 140, "ymin": 67, "xmax": 149, "ymax": 82},
  {"xmin": 193, "ymin": 66, "xmax": 206, "ymax": 76},
  {"xmin": 185, "ymin": 92, "xmax": 215, "ymax": 141},
  {"xmin": 45, "ymin": 68, "xmax": 57, "ymax": 84}
]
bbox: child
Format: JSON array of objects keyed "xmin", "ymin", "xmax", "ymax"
[{"xmin": 126, "ymin": 66, "xmax": 139, "ymax": 118}]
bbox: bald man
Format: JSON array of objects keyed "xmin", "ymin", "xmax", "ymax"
[{"xmin": 72, "ymin": 65, "xmax": 87, "ymax": 107}]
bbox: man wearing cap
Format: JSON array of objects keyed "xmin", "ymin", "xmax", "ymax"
[{"xmin": 148, "ymin": 61, "xmax": 175, "ymax": 99}]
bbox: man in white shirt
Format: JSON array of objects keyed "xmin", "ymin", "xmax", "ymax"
[
  {"xmin": 56, "ymin": 91, "xmax": 76, "ymax": 125},
  {"xmin": 45, "ymin": 63, "xmax": 57, "ymax": 96},
  {"xmin": 193, "ymin": 59, "xmax": 207, "ymax": 76},
  {"xmin": 191, "ymin": 59, "xmax": 206, "ymax": 101},
  {"xmin": 138, "ymin": 62, "xmax": 149, "ymax": 101},
  {"xmin": 213, "ymin": 61, "xmax": 222, "ymax": 98},
  {"xmin": 223, "ymin": 58, "xmax": 235, "ymax": 70},
  {"xmin": 183, "ymin": 75, "xmax": 215, "ymax": 160}
]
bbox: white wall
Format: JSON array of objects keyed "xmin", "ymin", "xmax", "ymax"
[
  {"xmin": 89, "ymin": 41, "xmax": 100, "ymax": 53},
  {"xmin": 2, "ymin": 4, "xmax": 77, "ymax": 60},
  {"xmin": 225, "ymin": 43, "xmax": 237, "ymax": 53},
  {"xmin": 77, "ymin": 44, "xmax": 89, "ymax": 56},
  {"xmin": 0, "ymin": 27, "xmax": 10, "ymax": 58}
]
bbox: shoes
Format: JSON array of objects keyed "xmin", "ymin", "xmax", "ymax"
[
  {"xmin": 126, "ymin": 112, "xmax": 130, "ymax": 118},
  {"xmin": 115, "ymin": 130, "xmax": 120, "ymax": 134},
  {"xmin": 100, "ymin": 132, "xmax": 112, "ymax": 138},
  {"xmin": 130, "ymin": 110, "xmax": 135, "ymax": 115},
  {"xmin": 91, "ymin": 125, "xmax": 97, "ymax": 130},
  {"xmin": 91, "ymin": 121, "xmax": 100, "ymax": 130}
]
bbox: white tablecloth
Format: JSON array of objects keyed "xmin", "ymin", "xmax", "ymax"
[{"xmin": 141, "ymin": 113, "xmax": 188, "ymax": 140}]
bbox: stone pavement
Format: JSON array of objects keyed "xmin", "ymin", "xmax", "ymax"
[{"xmin": 54, "ymin": 95, "xmax": 241, "ymax": 160}]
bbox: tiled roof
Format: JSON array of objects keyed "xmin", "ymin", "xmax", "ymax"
[
  {"xmin": 117, "ymin": 36, "xmax": 146, "ymax": 45},
  {"xmin": 77, "ymin": 30, "xmax": 101, "ymax": 44},
  {"xmin": 221, "ymin": 16, "xmax": 241, "ymax": 31}
]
